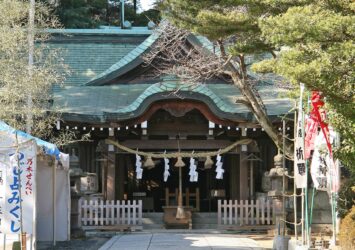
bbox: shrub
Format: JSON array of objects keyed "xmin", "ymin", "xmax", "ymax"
[{"xmin": 339, "ymin": 206, "xmax": 355, "ymax": 250}]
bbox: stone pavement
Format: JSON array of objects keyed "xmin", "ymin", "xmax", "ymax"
[{"xmin": 99, "ymin": 233, "xmax": 265, "ymax": 250}]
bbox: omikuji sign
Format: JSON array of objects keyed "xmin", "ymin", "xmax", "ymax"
[{"xmin": 0, "ymin": 140, "xmax": 36, "ymax": 234}]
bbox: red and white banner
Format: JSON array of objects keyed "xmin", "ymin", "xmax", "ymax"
[
  {"xmin": 310, "ymin": 131, "xmax": 331, "ymax": 191},
  {"xmin": 0, "ymin": 140, "xmax": 36, "ymax": 234},
  {"xmin": 307, "ymin": 92, "xmax": 339, "ymax": 192}
]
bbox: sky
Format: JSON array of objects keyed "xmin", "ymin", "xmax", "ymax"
[{"xmin": 140, "ymin": 0, "xmax": 156, "ymax": 12}]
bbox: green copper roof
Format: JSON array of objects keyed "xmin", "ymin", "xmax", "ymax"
[
  {"xmin": 46, "ymin": 28, "xmax": 150, "ymax": 91},
  {"xmin": 85, "ymin": 32, "xmax": 160, "ymax": 86},
  {"xmin": 53, "ymin": 82, "xmax": 291, "ymax": 123},
  {"xmin": 51, "ymin": 42, "xmax": 139, "ymax": 89},
  {"xmin": 49, "ymin": 28, "xmax": 292, "ymax": 125}
]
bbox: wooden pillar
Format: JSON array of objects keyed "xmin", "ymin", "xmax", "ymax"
[
  {"xmin": 239, "ymin": 152, "xmax": 249, "ymax": 200},
  {"xmin": 106, "ymin": 138, "xmax": 116, "ymax": 200},
  {"xmin": 250, "ymin": 161, "xmax": 254, "ymax": 199},
  {"xmin": 115, "ymin": 155, "xmax": 125, "ymax": 200},
  {"xmin": 229, "ymin": 154, "xmax": 239, "ymax": 200}
]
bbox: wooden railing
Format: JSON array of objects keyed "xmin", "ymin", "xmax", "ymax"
[
  {"xmin": 218, "ymin": 199, "xmax": 274, "ymax": 227},
  {"xmin": 79, "ymin": 199, "xmax": 142, "ymax": 230}
]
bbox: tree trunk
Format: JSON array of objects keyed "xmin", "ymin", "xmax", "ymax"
[
  {"xmin": 230, "ymin": 71, "xmax": 293, "ymax": 159},
  {"xmin": 134, "ymin": 0, "xmax": 137, "ymax": 14}
]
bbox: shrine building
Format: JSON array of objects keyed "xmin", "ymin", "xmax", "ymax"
[{"xmin": 49, "ymin": 26, "xmax": 296, "ymax": 231}]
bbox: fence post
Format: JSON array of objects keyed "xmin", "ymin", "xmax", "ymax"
[
  {"xmin": 256, "ymin": 200, "xmax": 260, "ymax": 225},
  {"xmin": 261, "ymin": 201, "xmax": 265, "ymax": 225},
  {"xmin": 138, "ymin": 200, "xmax": 142, "ymax": 225},
  {"xmin": 121, "ymin": 200, "xmax": 126, "ymax": 225},
  {"xmin": 127, "ymin": 200, "xmax": 131, "ymax": 225},
  {"xmin": 245, "ymin": 200, "xmax": 249, "ymax": 225},
  {"xmin": 105, "ymin": 200, "xmax": 109, "ymax": 225},
  {"xmin": 234, "ymin": 200, "xmax": 238, "ymax": 225},
  {"xmin": 228, "ymin": 200, "xmax": 233, "ymax": 225},
  {"xmin": 95, "ymin": 199, "xmax": 99, "ymax": 226},
  {"xmin": 218, "ymin": 200, "xmax": 221, "ymax": 226},
  {"xmin": 117, "ymin": 200, "xmax": 121, "ymax": 224},
  {"xmin": 223, "ymin": 200, "xmax": 227, "ymax": 225},
  {"xmin": 89, "ymin": 199, "xmax": 93, "ymax": 226},
  {"xmin": 251, "ymin": 200, "xmax": 254, "ymax": 225},
  {"xmin": 100, "ymin": 199, "xmax": 104, "ymax": 225},
  {"xmin": 132, "ymin": 200, "xmax": 137, "ymax": 225},
  {"xmin": 240, "ymin": 200, "xmax": 244, "ymax": 226}
]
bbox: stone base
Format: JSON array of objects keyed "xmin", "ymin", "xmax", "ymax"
[
  {"xmin": 273, "ymin": 235, "xmax": 291, "ymax": 250},
  {"xmin": 288, "ymin": 239, "xmax": 308, "ymax": 250},
  {"xmin": 163, "ymin": 206, "xmax": 192, "ymax": 229}
]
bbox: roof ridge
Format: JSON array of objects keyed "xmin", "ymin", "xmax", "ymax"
[{"xmin": 107, "ymin": 82, "xmax": 237, "ymax": 115}]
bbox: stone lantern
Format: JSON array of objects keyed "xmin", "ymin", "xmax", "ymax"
[
  {"xmin": 69, "ymin": 147, "xmax": 85, "ymax": 233},
  {"xmin": 266, "ymin": 153, "xmax": 288, "ymax": 235},
  {"xmin": 69, "ymin": 148, "xmax": 84, "ymax": 194}
]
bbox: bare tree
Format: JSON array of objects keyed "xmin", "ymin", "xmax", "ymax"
[{"xmin": 142, "ymin": 22, "xmax": 293, "ymax": 158}]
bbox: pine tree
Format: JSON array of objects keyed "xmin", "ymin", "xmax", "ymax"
[
  {"xmin": 48, "ymin": 0, "xmax": 160, "ymax": 28},
  {"xmin": 159, "ymin": 0, "xmax": 354, "ymax": 164},
  {"xmin": 253, "ymin": 0, "xmax": 355, "ymax": 169},
  {"xmin": 158, "ymin": 0, "xmax": 311, "ymax": 157}
]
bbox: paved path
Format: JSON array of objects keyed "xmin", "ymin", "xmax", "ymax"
[{"xmin": 99, "ymin": 233, "xmax": 265, "ymax": 250}]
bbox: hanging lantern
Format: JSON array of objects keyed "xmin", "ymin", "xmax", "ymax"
[
  {"xmin": 204, "ymin": 156, "xmax": 214, "ymax": 169},
  {"xmin": 143, "ymin": 156, "xmax": 155, "ymax": 169},
  {"xmin": 175, "ymin": 156, "xmax": 185, "ymax": 168}
]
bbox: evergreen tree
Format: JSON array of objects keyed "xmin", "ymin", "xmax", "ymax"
[
  {"xmin": 159, "ymin": 0, "xmax": 354, "ymax": 165},
  {"xmin": 253, "ymin": 1, "xmax": 355, "ymax": 169},
  {"xmin": 54, "ymin": 0, "xmax": 107, "ymax": 28},
  {"xmin": 159, "ymin": 0, "xmax": 311, "ymax": 157},
  {"xmin": 0, "ymin": 0, "xmax": 84, "ymax": 145},
  {"xmin": 47, "ymin": 0, "xmax": 160, "ymax": 28}
]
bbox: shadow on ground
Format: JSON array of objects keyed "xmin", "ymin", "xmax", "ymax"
[{"xmin": 37, "ymin": 237, "xmax": 109, "ymax": 250}]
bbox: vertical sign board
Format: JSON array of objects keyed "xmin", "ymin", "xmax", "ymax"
[
  {"xmin": 294, "ymin": 84, "xmax": 307, "ymax": 188},
  {"xmin": 310, "ymin": 129, "xmax": 338, "ymax": 192},
  {"xmin": 0, "ymin": 140, "xmax": 36, "ymax": 234}
]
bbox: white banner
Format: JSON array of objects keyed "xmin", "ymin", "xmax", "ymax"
[
  {"xmin": 0, "ymin": 141, "xmax": 36, "ymax": 234},
  {"xmin": 311, "ymin": 129, "xmax": 338, "ymax": 192},
  {"xmin": 294, "ymin": 83, "xmax": 307, "ymax": 188}
]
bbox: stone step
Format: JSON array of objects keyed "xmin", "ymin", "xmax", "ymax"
[
  {"xmin": 142, "ymin": 213, "xmax": 164, "ymax": 229},
  {"xmin": 192, "ymin": 224, "xmax": 219, "ymax": 229},
  {"xmin": 192, "ymin": 212, "xmax": 218, "ymax": 218},
  {"xmin": 143, "ymin": 212, "xmax": 164, "ymax": 218},
  {"xmin": 143, "ymin": 224, "xmax": 165, "ymax": 229},
  {"xmin": 192, "ymin": 217, "xmax": 218, "ymax": 223},
  {"xmin": 142, "ymin": 212, "xmax": 219, "ymax": 230}
]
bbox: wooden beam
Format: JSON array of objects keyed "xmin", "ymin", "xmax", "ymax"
[{"xmin": 118, "ymin": 140, "xmax": 234, "ymax": 150}]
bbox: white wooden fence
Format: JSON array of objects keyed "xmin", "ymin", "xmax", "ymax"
[
  {"xmin": 79, "ymin": 199, "xmax": 142, "ymax": 229},
  {"xmin": 218, "ymin": 199, "xmax": 274, "ymax": 227}
]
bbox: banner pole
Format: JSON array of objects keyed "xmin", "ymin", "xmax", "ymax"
[
  {"xmin": 282, "ymin": 119, "xmax": 286, "ymax": 236},
  {"xmin": 15, "ymin": 133, "xmax": 26, "ymax": 250},
  {"xmin": 293, "ymin": 107, "xmax": 298, "ymax": 240},
  {"xmin": 53, "ymin": 160, "xmax": 57, "ymax": 246},
  {"xmin": 3, "ymin": 234, "xmax": 6, "ymax": 250}
]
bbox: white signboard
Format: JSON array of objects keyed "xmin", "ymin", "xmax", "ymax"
[
  {"xmin": 0, "ymin": 141, "xmax": 36, "ymax": 234},
  {"xmin": 311, "ymin": 129, "xmax": 338, "ymax": 192},
  {"xmin": 294, "ymin": 84, "xmax": 307, "ymax": 188}
]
